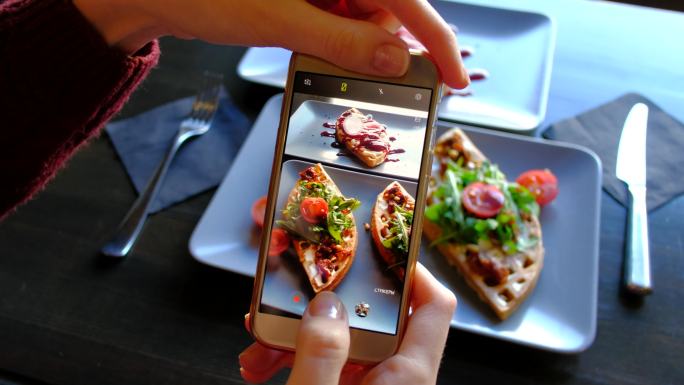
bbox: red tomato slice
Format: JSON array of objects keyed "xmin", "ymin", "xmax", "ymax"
[
  {"xmin": 251, "ymin": 196, "xmax": 268, "ymax": 227},
  {"xmin": 516, "ymin": 169, "xmax": 559, "ymax": 206},
  {"xmin": 462, "ymin": 182, "xmax": 505, "ymax": 218},
  {"xmin": 268, "ymin": 228, "xmax": 290, "ymax": 257},
  {"xmin": 300, "ymin": 197, "xmax": 329, "ymax": 224}
]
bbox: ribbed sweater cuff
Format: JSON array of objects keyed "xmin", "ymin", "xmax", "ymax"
[{"xmin": 0, "ymin": 0, "xmax": 160, "ymax": 219}]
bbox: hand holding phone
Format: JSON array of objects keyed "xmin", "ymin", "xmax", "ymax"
[
  {"xmin": 250, "ymin": 52, "xmax": 443, "ymax": 363},
  {"xmin": 241, "ymin": 263, "xmax": 457, "ymax": 385}
]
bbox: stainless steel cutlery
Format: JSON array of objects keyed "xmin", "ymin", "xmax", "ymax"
[
  {"xmin": 101, "ymin": 72, "xmax": 223, "ymax": 257},
  {"xmin": 615, "ymin": 103, "xmax": 652, "ymax": 295}
]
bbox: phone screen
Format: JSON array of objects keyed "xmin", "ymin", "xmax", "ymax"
[{"xmin": 260, "ymin": 71, "xmax": 434, "ymax": 335}]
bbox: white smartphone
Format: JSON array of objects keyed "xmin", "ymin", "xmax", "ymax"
[{"xmin": 250, "ymin": 52, "xmax": 442, "ymax": 363}]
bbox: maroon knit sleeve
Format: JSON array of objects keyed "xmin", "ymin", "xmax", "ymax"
[{"xmin": 0, "ymin": 0, "xmax": 160, "ymax": 220}]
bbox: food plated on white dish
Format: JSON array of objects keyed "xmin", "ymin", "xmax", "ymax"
[{"xmin": 190, "ymin": 94, "xmax": 600, "ymax": 352}]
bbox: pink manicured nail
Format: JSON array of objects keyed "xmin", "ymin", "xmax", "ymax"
[
  {"xmin": 373, "ymin": 44, "xmax": 409, "ymax": 76},
  {"xmin": 306, "ymin": 291, "xmax": 345, "ymax": 319},
  {"xmin": 460, "ymin": 65, "xmax": 471, "ymax": 86}
]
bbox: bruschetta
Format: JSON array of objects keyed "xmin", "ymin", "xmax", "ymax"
[
  {"xmin": 424, "ymin": 128, "xmax": 545, "ymax": 320},
  {"xmin": 370, "ymin": 181, "xmax": 415, "ymax": 281},
  {"xmin": 335, "ymin": 108, "xmax": 391, "ymax": 167},
  {"xmin": 277, "ymin": 163, "xmax": 360, "ymax": 293}
]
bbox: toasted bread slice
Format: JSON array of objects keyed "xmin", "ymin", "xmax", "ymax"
[
  {"xmin": 371, "ymin": 181, "xmax": 415, "ymax": 281},
  {"xmin": 427, "ymin": 127, "xmax": 544, "ymax": 320},
  {"xmin": 423, "ymin": 217, "xmax": 544, "ymax": 320},
  {"xmin": 433, "ymin": 127, "xmax": 486, "ymax": 175},
  {"xmin": 336, "ymin": 108, "xmax": 390, "ymax": 167},
  {"xmin": 285, "ymin": 163, "xmax": 357, "ymax": 293}
]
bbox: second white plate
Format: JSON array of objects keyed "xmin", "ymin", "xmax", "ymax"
[{"xmin": 237, "ymin": 1, "xmax": 555, "ymax": 132}]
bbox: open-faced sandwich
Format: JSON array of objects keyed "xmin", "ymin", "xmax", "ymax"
[
  {"xmin": 336, "ymin": 108, "xmax": 391, "ymax": 167},
  {"xmin": 277, "ymin": 163, "xmax": 360, "ymax": 293},
  {"xmin": 424, "ymin": 128, "xmax": 555, "ymax": 320},
  {"xmin": 370, "ymin": 181, "xmax": 415, "ymax": 281}
]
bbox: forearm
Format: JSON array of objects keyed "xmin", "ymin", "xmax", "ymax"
[{"xmin": 0, "ymin": 0, "xmax": 159, "ymax": 219}]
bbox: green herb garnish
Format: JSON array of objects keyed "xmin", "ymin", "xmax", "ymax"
[
  {"xmin": 279, "ymin": 180, "xmax": 360, "ymax": 244},
  {"xmin": 425, "ymin": 161, "xmax": 539, "ymax": 253},
  {"xmin": 381, "ymin": 205, "xmax": 414, "ymax": 256}
]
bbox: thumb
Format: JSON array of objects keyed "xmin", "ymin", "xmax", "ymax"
[
  {"xmin": 273, "ymin": 3, "xmax": 409, "ymax": 77},
  {"xmin": 286, "ymin": 291, "xmax": 350, "ymax": 385}
]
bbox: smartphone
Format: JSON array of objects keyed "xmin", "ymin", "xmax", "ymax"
[{"xmin": 250, "ymin": 52, "xmax": 442, "ymax": 363}]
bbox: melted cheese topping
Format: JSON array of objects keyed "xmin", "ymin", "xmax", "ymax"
[{"xmin": 302, "ymin": 247, "xmax": 321, "ymax": 285}]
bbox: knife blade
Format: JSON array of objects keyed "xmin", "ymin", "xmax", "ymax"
[{"xmin": 615, "ymin": 103, "xmax": 652, "ymax": 295}]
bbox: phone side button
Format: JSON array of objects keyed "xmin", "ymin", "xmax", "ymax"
[{"xmin": 430, "ymin": 126, "xmax": 437, "ymax": 149}]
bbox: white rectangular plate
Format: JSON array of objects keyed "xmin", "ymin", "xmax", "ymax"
[
  {"xmin": 237, "ymin": 0, "xmax": 555, "ymax": 132},
  {"xmin": 190, "ymin": 94, "xmax": 600, "ymax": 353}
]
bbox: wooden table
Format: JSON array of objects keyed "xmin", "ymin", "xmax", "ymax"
[{"xmin": 1, "ymin": 1, "xmax": 683, "ymax": 384}]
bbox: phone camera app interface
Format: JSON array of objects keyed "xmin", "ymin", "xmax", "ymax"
[{"xmin": 261, "ymin": 72, "xmax": 433, "ymax": 335}]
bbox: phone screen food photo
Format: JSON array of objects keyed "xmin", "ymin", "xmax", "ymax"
[{"xmin": 258, "ymin": 58, "xmax": 437, "ymax": 338}]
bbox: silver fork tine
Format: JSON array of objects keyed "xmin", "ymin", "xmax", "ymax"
[
  {"xmin": 190, "ymin": 94, "xmax": 217, "ymax": 122},
  {"xmin": 198, "ymin": 72, "xmax": 221, "ymax": 118},
  {"xmin": 101, "ymin": 72, "xmax": 223, "ymax": 258}
]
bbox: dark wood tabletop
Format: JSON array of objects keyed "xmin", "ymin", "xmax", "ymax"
[{"xmin": 1, "ymin": 1, "xmax": 683, "ymax": 385}]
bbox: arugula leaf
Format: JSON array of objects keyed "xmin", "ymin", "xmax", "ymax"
[
  {"xmin": 509, "ymin": 184, "xmax": 540, "ymax": 218},
  {"xmin": 426, "ymin": 160, "xmax": 540, "ymax": 254},
  {"xmin": 425, "ymin": 202, "xmax": 444, "ymax": 223},
  {"xmin": 326, "ymin": 195, "xmax": 360, "ymax": 243},
  {"xmin": 280, "ymin": 180, "xmax": 360, "ymax": 244},
  {"xmin": 298, "ymin": 181, "xmax": 330, "ymax": 200},
  {"xmin": 276, "ymin": 219, "xmax": 319, "ymax": 243},
  {"xmin": 382, "ymin": 205, "xmax": 413, "ymax": 256}
]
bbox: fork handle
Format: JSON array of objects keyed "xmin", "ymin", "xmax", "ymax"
[
  {"xmin": 623, "ymin": 185, "xmax": 652, "ymax": 295},
  {"xmin": 101, "ymin": 133, "xmax": 185, "ymax": 257}
]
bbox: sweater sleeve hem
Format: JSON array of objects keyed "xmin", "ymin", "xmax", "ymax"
[{"xmin": 0, "ymin": 0, "xmax": 161, "ymax": 219}]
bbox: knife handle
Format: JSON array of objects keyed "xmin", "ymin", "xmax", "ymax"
[{"xmin": 624, "ymin": 185, "xmax": 652, "ymax": 295}]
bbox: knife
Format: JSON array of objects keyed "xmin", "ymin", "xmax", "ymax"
[{"xmin": 615, "ymin": 103, "xmax": 652, "ymax": 295}]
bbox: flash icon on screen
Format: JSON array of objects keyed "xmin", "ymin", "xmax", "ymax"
[{"xmin": 340, "ymin": 82, "xmax": 348, "ymax": 92}]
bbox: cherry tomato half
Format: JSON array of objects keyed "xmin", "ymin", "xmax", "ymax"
[
  {"xmin": 462, "ymin": 182, "xmax": 505, "ymax": 218},
  {"xmin": 516, "ymin": 169, "xmax": 559, "ymax": 206},
  {"xmin": 251, "ymin": 196, "xmax": 268, "ymax": 227},
  {"xmin": 300, "ymin": 197, "xmax": 329, "ymax": 224},
  {"xmin": 268, "ymin": 228, "xmax": 290, "ymax": 257}
]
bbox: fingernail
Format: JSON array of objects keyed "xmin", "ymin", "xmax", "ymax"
[
  {"xmin": 460, "ymin": 64, "xmax": 471, "ymax": 86},
  {"xmin": 373, "ymin": 44, "xmax": 409, "ymax": 75},
  {"xmin": 306, "ymin": 291, "xmax": 345, "ymax": 319}
]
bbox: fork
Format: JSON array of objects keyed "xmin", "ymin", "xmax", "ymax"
[{"xmin": 101, "ymin": 72, "xmax": 223, "ymax": 257}]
